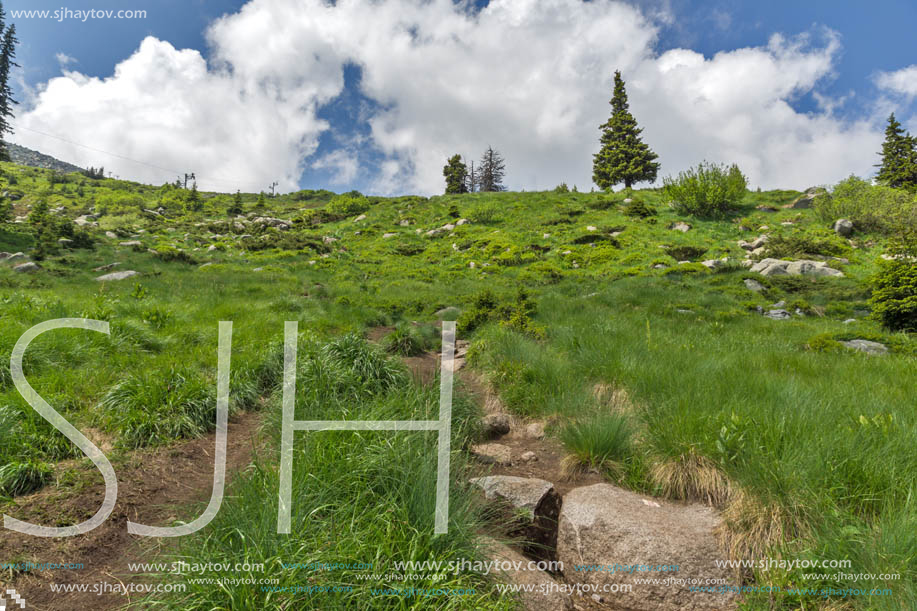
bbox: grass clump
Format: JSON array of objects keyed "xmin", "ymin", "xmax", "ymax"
[
  {"xmin": 382, "ymin": 325, "xmax": 425, "ymax": 356},
  {"xmin": 663, "ymin": 161, "xmax": 748, "ymax": 216},
  {"xmin": 0, "ymin": 460, "xmax": 53, "ymax": 496},
  {"xmin": 560, "ymin": 411, "xmax": 634, "ymax": 477},
  {"xmin": 99, "ymin": 368, "xmax": 216, "ymax": 448}
]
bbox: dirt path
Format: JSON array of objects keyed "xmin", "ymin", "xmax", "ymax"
[{"xmin": 0, "ymin": 410, "xmax": 265, "ymax": 611}]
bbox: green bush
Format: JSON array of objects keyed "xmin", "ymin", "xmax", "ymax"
[
  {"xmin": 325, "ymin": 193, "xmax": 370, "ymax": 218},
  {"xmin": 763, "ymin": 231, "xmax": 849, "ymax": 259},
  {"xmin": 663, "ymin": 244, "xmax": 707, "ymax": 261},
  {"xmin": 467, "ymin": 202, "xmax": 501, "ymax": 224},
  {"xmin": 623, "ymin": 197, "xmax": 655, "ymax": 218},
  {"xmin": 815, "ymin": 176, "xmax": 917, "ymax": 233},
  {"xmin": 663, "ymin": 162, "xmax": 747, "ymax": 216},
  {"xmin": 869, "ymin": 242, "xmax": 917, "ymax": 332}
]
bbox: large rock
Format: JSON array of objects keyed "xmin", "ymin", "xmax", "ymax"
[
  {"xmin": 471, "ymin": 476, "xmax": 561, "ymax": 562},
  {"xmin": 481, "ymin": 413, "xmax": 511, "ymax": 438},
  {"xmin": 841, "ymin": 339, "xmax": 888, "ymax": 355},
  {"xmin": 96, "ymin": 270, "xmax": 140, "ymax": 282},
  {"xmin": 833, "ymin": 218, "xmax": 854, "ymax": 237},
  {"xmin": 751, "ymin": 258, "xmax": 843, "ymax": 278},
  {"xmin": 557, "ymin": 484, "xmax": 737, "ymax": 610},
  {"xmin": 13, "ymin": 262, "xmax": 39, "ymax": 273},
  {"xmin": 669, "ymin": 222, "xmax": 691, "ymax": 232},
  {"xmin": 785, "ymin": 188, "xmax": 826, "ymax": 209}
]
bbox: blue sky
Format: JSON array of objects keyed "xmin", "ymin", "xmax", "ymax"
[{"xmin": 7, "ymin": 0, "xmax": 917, "ymax": 194}]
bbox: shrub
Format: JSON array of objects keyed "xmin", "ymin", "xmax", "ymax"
[
  {"xmin": 152, "ymin": 245, "xmax": 196, "ymax": 264},
  {"xmin": 663, "ymin": 161, "xmax": 748, "ymax": 216},
  {"xmin": 869, "ymin": 234, "xmax": 917, "ymax": 332},
  {"xmin": 623, "ymin": 198, "xmax": 656, "ymax": 218},
  {"xmin": 815, "ymin": 175, "xmax": 917, "ymax": 233},
  {"xmin": 553, "ymin": 183, "xmax": 570, "ymax": 193},
  {"xmin": 325, "ymin": 193, "xmax": 370, "ymax": 218},
  {"xmin": 663, "ymin": 244, "xmax": 707, "ymax": 261},
  {"xmin": 763, "ymin": 231, "xmax": 849, "ymax": 259},
  {"xmin": 467, "ymin": 202, "xmax": 501, "ymax": 224}
]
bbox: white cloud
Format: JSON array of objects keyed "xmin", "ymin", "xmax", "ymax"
[
  {"xmin": 54, "ymin": 52, "xmax": 76, "ymax": 67},
  {"xmin": 12, "ymin": 0, "xmax": 897, "ymax": 194},
  {"xmin": 875, "ymin": 64, "xmax": 917, "ymax": 100},
  {"xmin": 311, "ymin": 149, "xmax": 359, "ymax": 185}
]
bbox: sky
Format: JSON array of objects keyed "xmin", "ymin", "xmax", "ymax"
[{"xmin": 5, "ymin": 0, "xmax": 917, "ymax": 195}]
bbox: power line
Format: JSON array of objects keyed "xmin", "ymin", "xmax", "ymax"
[{"xmin": 11, "ymin": 124, "xmax": 262, "ymax": 190}]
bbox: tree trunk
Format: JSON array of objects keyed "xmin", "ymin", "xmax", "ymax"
[{"xmin": 624, "ymin": 178, "xmax": 632, "ymax": 189}]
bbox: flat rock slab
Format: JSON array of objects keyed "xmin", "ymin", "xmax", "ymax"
[
  {"xmin": 13, "ymin": 262, "xmax": 39, "ymax": 273},
  {"xmin": 841, "ymin": 339, "xmax": 888, "ymax": 355},
  {"xmin": 557, "ymin": 484, "xmax": 737, "ymax": 610},
  {"xmin": 751, "ymin": 258, "xmax": 843, "ymax": 278},
  {"xmin": 96, "ymin": 270, "xmax": 140, "ymax": 282},
  {"xmin": 471, "ymin": 443, "xmax": 513, "ymax": 466}
]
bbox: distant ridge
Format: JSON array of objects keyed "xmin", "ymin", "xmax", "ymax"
[{"xmin": 4, "ymin": 142, "xmax": 84, "ymax": 174}]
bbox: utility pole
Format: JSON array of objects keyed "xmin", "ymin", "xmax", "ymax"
[
  {"xmin": 269, "ymin": 181, "xmax": 278, "ymax": 197},
  {"xmin": 183, "ymin": 172, "xmax": 196, "ymax": 189}
]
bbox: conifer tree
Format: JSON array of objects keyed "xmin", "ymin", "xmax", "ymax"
[
  {"xmin": 0, "ymin": 4, "xmax": 18, "ymax": 162},
  {"xmin": 442, "ymin": 154, "xmax": 468, "ymax": 194},
  {"xmin": 876, "ymin": 113, "xmax": 917, "ymax": 192},
  {"xmin": 478, "ymin": 146, "xmax": 505, "ymax": 192},
  {"xmin": 593, "ymin": 71, "xmax": 659, "ymax": 190}
]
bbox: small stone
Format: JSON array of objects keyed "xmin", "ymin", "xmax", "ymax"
[
  {"xmin": 843, "ymin": 319, "xmax": 856, "ymax": 324},
  {"xmin": 119, "ymin": 240, "xmax": 142, "ymax": 247},
  {"xmin": 382, "ymin": 232, "xmax": 397, "ymax": 239},
  {"xmin": 525, "ymin": 422, "xmax": 546, "ymax": 439},
  {"xmin": 520, "ymin": 451, "xmax": 537, "ymax": 463},
  {"xmin": 481, "ymin": 413, "xmax": 511, "ymax": 438},
  {"xmin": 744, "ymin": 278, "xmax": 765, "ymax": 292},
  {"xmin": 669, "ymin": 221, "xmax": 691, "ymax": 232},
  {"xmin": 586, "ymin": 225, "xmax": 597, "ymax": 231},
  {"xmin": 543, "ymin": 233, "xmax": 551, "ymax": 239},
  {"xmin": 353, "ymin": 214, "xmax": 367, "ymax": 222},
  {"xmin": 764, "ymin": 309, "xmax": 791, "ymax": 320}
]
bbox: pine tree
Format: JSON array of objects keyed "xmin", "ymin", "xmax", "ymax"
[
  {"xmin": 593, "ymin": 71, "xmax": 659, "ymax": 190},
  {"xmin": 478, "ymin": 146, "xmax": 506, "ymax": 192},
  {"xmin": 228, "ymin": 189, "xmax": 243, "ymax": 215},
  {"xmin": 876, "ymin": 113, "xmax": 917, "ymax": 192},
  {"xmin": 0, "ymin": 3, "xmax": 18, "ymax": 163},
  {"xmin": 0, "ymin": 194, "xmax": 10, "ymax": 223},
  {"xmin": 442, "ymin": 154, "xmax": 469, "ymax": 194}
]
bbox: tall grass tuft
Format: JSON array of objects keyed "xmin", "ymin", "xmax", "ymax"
[{"xmin": 560, "ymin": 411, "xmax": 634, "ymax": 477}]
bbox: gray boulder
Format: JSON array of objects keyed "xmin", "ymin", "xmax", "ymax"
[
  {"xmin": 13, "ymin": 262, "xmax": 39, "ymax": 273},
  {"xmin": 841, "ymin": 339, "xmax": 888, "ymax": 355},
  {"xmin": 764, "ymin": 309, "xmax": 792, "ymax": 320},
  {"xmin": 833, "ymin": 218, "xmax": 854, "ymax": 237},
  {"xmin": 481, "ymin": 413, "xmax": 511, "ymax": 438},
  {"xmin": 470, "ymin": 443, "xmax": 512, "ymax": 466},
  {"xmin": 669, "ymin": 221, "xmax": 691, "ymax": 232},
  {"xmin": 744, "ymin": 278, "xmax": 765, "ymax": 292},
  {"xmin": 557, "ymin": 484, "xmax": 737, "ymax": 610},
  {"xmin": 96, "ymin": 270, "xmax": 140, "ymax": 282}
]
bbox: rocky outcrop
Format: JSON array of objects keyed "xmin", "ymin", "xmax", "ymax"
[
  {"xmin": 96, "ymin": 270, "xmax": 140, "ymax": 282},
  {"xmin": 841, "ymin": 339, "xmax": 888, "ymax": 355},
  {"xmin": 751, "ymin": 258, "xmax": 843, "ymax": 277},
  {"xmin": 557, "ymin": 484, "xmax": 737, "ymax": 610}
]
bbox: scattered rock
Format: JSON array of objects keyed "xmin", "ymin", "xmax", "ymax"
[
  {"xmin": 481, "ymin": 413, "xmax": 511, "ymax": 438},
  {"xmin": 556, "ymin": 484, "xmax": 737, "ymax": 610},
  {"xmin": 543, "ymin": 233, "xmax": 551, "ymax": 239},
  {"xmin": 470, "ymin": 443, "xmax": 512, "ymax": 466},
  {"xmin": 701, "ymin": 257, "xmax": 730, "ymax": 270},
  {"xmin": 843, "ymin": 318, "xmax": 857, "ymax": 325},
  {"xmin": 764, "ymin": 309, "xmax": 791, "ymax": 320},
  {"xmin": 833, "ymin": 218, "xmax": 854, "ymax": 237},
  {"xmin": 520, "ymin": 451, "xmax": 537, "ymax": 463},
  {"xmin": 785, "ymin": 187, "xmax": 826, "ymax": 209},
  {"xmin": 382, "ymin": 232, "xmax": 397, "ymax": 239},
  {"xmin": 207, "ymin": 245, "xmax": 218, "ymax": 252},
  {"xmin": 399, "ymin": 219, "xmax": 412, "ymax": 226},
  {"xmin": 756, "ymin": 205, "xmax": 778, "ymax": 212},
  {"xmin": 751, "ymin": 258, "xmax": 843, "ymax": 278},
  {"xmin": 93, "ymin": 262, "xmax": 120, "ymax": 272},
  {"xmin": 744, "ymin": 278, "xmax": 765, "ymax": 292},
  {"xmin": 469, "ymin": 476, "xmax": 556, "ymax": 522},
  {"xmin": 669, "ymin": 221, "xmax": 691, "ymax": 232},
  {"xmin": 105, "ymin": 231, "xmax": 118, "ymax": 239},
  {"xmin": 96, "ymin": 270, "xmax": 140, "ymax": 282},
  {"xmin": 525, "ymin": 422, "xmax": 546, "ymax": 439},
  {"xmin": 456, "ymin": 218, "xmax": 469, "ymax": 226},
  {"xmin": 119, "ymin": 240, "xmax": 142, "ymax": 247},
  {"xmin": 586, "ymin": 225, "xmax": 597, "ymax": 232},
  {"xmin": 13, "ymin": 262, "xmax": 39, "ymax": 273},
  {"xmin": 841, "ymin": 339, "xmax": 888, "ymax": 355},
  {"xmin": 353, "ymin": 214, "xmax": 367, "ymax": 222}
]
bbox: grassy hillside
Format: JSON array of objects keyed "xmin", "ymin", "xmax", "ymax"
[{"xmin": 0, "ymin": 163, "xmax": 914, "ymax": 609}]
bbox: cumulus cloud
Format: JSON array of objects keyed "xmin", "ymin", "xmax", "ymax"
[
  {"xmin": 54, "ymin": 52, "xmax": 76, "ymax": 67},
  {"xmin": 12, "ymin": 0, "xmax": 896, "ymax": 194},
  {"xmin": 875, "ymin": 64, "xmax": 917, "ymax": 100}
]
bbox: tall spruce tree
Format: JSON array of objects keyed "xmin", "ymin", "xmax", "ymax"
[
  {"xmin": 593, "ymin": 71, "xmax": 659, "ymax": 190},
  {"xmin": 442, "ymin": 154, "xmax": 469, "ymax": 194},
  {"xmin": 876, "ymin": 113, "xmax": 917, "ymax": 192},
  {"xmin": 0, "ymin": 3, "xmax": 18, "ymax": 162},
  {"xmin": 478, "ymin": 146, "xmax": 505, "ymax": 192}
]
